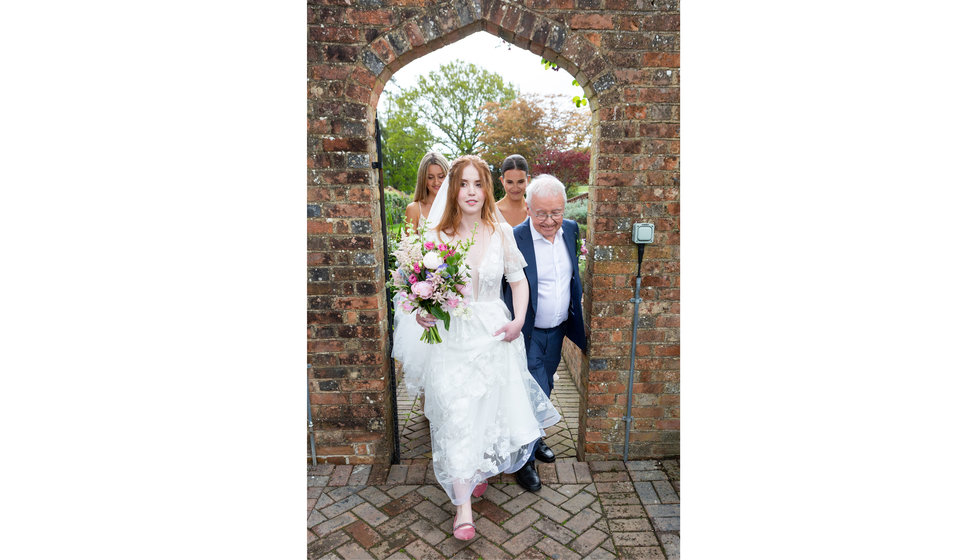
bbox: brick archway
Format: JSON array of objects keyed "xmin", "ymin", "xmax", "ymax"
[
  {"xmin": 308, "ymin": 0, "xmax": 680, "ymax": 465},
  {"xmin": 357, "ymin": 2, "xmax": 617, "ymax": 110}
]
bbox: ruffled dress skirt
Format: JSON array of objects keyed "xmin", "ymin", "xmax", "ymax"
[{"xmin": 393, "ymin": 298, "xmax": 560, "ymax": 505}]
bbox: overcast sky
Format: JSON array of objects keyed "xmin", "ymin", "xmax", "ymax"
[{"xmin": 378, "ymin": 31, "xmax": 582, "ymax": 110}]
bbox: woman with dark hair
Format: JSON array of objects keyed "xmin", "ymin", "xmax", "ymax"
[
  {"xmin": 495, "ymin": 154, "xmax": 531, "ymax": 227},
  {"xmin": 392, "ymin": 155, "xmax": 560, "ymax": 541},
  {"xmin": 404, "ymin": 151, "xmax": 450, "ymax": 231}
]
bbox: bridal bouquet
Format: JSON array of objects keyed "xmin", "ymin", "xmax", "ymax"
[{"xmin": 388, "ymin": 220, "xmax": 474, "ymax": 344}]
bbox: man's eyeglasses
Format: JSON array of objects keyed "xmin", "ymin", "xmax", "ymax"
[{"xmin": 533, "ymin": 210, "xmax": 564, "ymax": 221}]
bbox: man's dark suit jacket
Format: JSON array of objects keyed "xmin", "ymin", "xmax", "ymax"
[{"xmin": 503, "ymin": 218, "xmax": 587, "ymax": 353}]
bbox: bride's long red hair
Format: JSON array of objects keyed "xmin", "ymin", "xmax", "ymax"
[{"xmin": 436, "ymin": 155, "xmax": 499, "ymax": 237}]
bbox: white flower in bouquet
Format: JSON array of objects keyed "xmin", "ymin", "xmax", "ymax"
[{"xmin": 422, "ymin": 251, "xmax": 444, "ymax": 270}]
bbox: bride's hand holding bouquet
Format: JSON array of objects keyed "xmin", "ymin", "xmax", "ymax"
[{"xmin": 388, "ymin": 219, "xmax": 474, "ymax": 344}]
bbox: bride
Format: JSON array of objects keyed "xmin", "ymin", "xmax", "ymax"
[{"xmin": 392, "ymin": 155, "xmax": 560, "ymax": 541}]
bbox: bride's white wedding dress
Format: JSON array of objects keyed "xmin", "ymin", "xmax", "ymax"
[{"xmin": 392, "ymin": 221, "xmax": 560, "ymax": 505}]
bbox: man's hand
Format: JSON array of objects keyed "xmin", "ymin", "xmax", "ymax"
[
  {"xmin": 493, "ymin": 319, "xmax": 524, "ymax": 342},
  {"xmin": 416, "ymin": 311, "xmax": 437, "ymax": 328}
]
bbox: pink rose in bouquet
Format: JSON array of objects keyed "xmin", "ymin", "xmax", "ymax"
[{"xmin": 411, "ymin": 281, "xmax": 434, "ymax": 299}]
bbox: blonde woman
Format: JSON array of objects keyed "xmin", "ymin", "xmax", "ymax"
[
  {"xmin": 404, "ymin": 151, "xmax": 450, "ymax": 231},
  {"xmin": 392, "ymin": 155, "xmax": 559, "ymax": 541}
]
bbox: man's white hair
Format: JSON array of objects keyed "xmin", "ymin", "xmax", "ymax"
[{"xmin": 525, "ymin": 174, "xmax": 567, "ymax": 207}]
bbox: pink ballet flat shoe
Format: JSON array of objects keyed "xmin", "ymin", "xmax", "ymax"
[
  {"xmin": 453, "ymin": 514, "xmax": 476, "ymax": 541},
  {"xmin": 472, "ymin": 482, "xmax": 488, "ymax": 498}
]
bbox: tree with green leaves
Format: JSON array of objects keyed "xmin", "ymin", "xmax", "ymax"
[
  {"xmin": 380, "ymin": 88, "xmax": 437, "ymax": 195},
  {"xmin": 395, "ymin": 61, "xmax": 518, "ymax": 158}
]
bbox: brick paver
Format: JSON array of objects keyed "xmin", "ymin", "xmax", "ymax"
[
  {"xmin": 502, "ymin": 526, "xmax": 544, "ymax": 556},
  {"xmin": 328, "ymin": 465, "xmax": 353, "ymax": 486},
  {"xmin": 351, "ymin": 502, "xmax": 389, "ymax": 526},
  {"xmin": 534, "ymin": 516, "xmax": 578, "ymax": 544},
  {"xmin": 565, "ymin": 508, "xmax": 604, "ymax": 534},
  {"xmin": 502, "ymin": 508, "xmax": 541, "ymax": 533}
]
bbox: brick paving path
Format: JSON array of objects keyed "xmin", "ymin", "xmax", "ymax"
[{"xmin": 308, "ymin": 459, "xmax": 679, "ymax": 559}]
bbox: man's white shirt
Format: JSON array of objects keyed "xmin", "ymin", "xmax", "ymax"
[{"xmin": 529, "ymin": 223, "xmax": 572, "ymax": 329}]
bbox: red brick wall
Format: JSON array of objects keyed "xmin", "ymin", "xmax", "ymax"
[
  {"xmin": 308, "ymin": 0, "xmax": 680, "ymax": 464},
  {"xmin": 562, "ymin": 336, "xmax": 586, "ymax": 398}
]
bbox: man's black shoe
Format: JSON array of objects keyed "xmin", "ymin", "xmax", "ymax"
[
  {"xmin": 515, "ymin": 460, "xmax": 541, "ymax": 492},
  {"xmin": 535, "ymin": 442, "xmax": 556, "ymax": 463}
]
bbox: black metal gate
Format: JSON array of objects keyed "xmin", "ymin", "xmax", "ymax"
[{"xmin": 374, "ymin": 118, "xmax": 400, "ymax": 464}]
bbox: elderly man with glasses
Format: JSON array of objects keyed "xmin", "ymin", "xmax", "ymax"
[{"xmin": 503, "ymin": 173, "xmax": 588, "ymax": 493}]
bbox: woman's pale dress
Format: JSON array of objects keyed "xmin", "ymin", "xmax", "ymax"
[{"xmin": 393, "ymin": 222, "xmax": 560, "ymax": 504}]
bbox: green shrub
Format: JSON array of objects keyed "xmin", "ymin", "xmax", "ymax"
[
  {"xmin": 384, "ymin": 188, "xmax": 411, "ymax": 229},
  {"xmin": 564, "ymin": 197, "xmax": 588, "ymax": 227},
  {"xmin": 564, "ymin": 199, "xmax": 588, "ymax": 283}
]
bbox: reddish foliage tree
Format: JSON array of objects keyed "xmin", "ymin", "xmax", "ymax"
[
  {"xmin": 534, "ymin": 148, "xmax": 591, "ymax": 190},
  {"xmin": 477, "ymin": 94, "xmax": 591, "ymax": 169}
]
